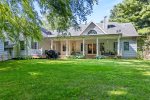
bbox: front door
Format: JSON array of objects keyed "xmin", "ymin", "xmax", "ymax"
[
  {"xmin": 88, "ymin": 44, "xmax": 92, "ymax": 54},
  {"xmin": 87, "ymin": 44, "xmax": 96, "ymax": 54}
]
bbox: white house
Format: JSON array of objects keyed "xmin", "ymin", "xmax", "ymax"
[{"xmin": 0, "ymin": 20, "xmax": 139, "ymax": 60}]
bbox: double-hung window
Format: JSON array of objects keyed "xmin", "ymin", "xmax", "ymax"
[
  {"xmin": 124, "ymin": 42, "xmax": 129, "ymax": 51},
  {"xmin": 32, "ymin": 42, "xmax": 38, "ymax": 49},
  {"xmin": 20, "ymin": 41, "xmax": 25, "ymax": 50}
]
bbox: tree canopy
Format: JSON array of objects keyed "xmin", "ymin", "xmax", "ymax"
[
  {"xmin": 0, "ymin": 0, "xmax": 98, "ymax": 41},
  {"xmin": 110, "ymin": 0, "xmax": 150, "ymax": 35}
]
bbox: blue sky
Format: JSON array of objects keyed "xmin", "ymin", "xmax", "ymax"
[
  {"xmin": 35, "ymin": 0, "xmax": 123, "ymax": 23},
  {"xmin": 86, "ymin": 0, "xmax": 123, "ymax": 23}
]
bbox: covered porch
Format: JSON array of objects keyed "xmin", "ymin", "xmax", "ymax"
[{"xmin": 44, "ymin": 35, "xmax": 122, "ymax": 58}]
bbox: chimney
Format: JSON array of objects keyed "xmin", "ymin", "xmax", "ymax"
[{"xmin": 103, "ymin": 16, "xmax": 108, "ymax": 29}]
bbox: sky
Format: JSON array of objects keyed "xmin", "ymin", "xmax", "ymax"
[
  {"xmin": 86, "ymin": 0, "xmax": 123, "ymax": 23},
  {"xmin": 35, "ymin": 0, "xmax": 123, "ymax": 23}
]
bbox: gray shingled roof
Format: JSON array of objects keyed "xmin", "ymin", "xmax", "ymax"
[
  {"xmin": 42, "ymin": 22, "xmax": 139, "ymax": 38},
  {"xmin": 41, "ymin": 28, "xmax": 52, "ymax": 37}
]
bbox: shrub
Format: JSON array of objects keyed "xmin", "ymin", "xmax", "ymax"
[
  {"xmin": 68, "ymin": 54, "xmax": 85, "ymax": 59},
  {"xmin": 16, "ymin": 55, "xmax": 32, "ymax": 60},
  {"xmin": 95, "ymin": 55, "xmax": 105, "ymax": 59}
]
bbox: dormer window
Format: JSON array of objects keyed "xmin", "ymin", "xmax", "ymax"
[
  {"xmin": 108, "ymin": 25, "xmax": 116, "ymax": 28},
  {"xmin": 88, "ymin": 30, "xmax": 97, "ymax": 35}
]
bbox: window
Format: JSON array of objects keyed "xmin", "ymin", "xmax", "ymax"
[
  {"xmin": 100, "ymin": 43, "xmax": 105, "ymax": 55},
  {"xmin": 88, "ymin": 44, "xmax": 92, "ymax": 54},
  {"xmin": 4, "ymin": 41, "xmax": 9, "ymax": 47},
  {"xmin": 114, "ymin": 42, "xmax": 118, "ymax": 52},
  {"xmin": 4, "ymin": 41, "xmax": 9, "ymax": 51},
  {"xmin": 20, "ymin": 41, "xmax": 25, "ymax": 50},
  {"xmin": 87, "ymin": 44, "xmax": 96, "ymax": 54},
  {"xmin": 107, "ymin": 25, "xmax": 116, "ymax": 28},
  {"xmin": 124, "ymin": 42, "xmax": 129, "ymax": 51},
  {"xmin": 63, "ymin": 44, "xmax": 66, "ymax": 51},
  {"xmin": 88, "ymin": 30, "xmax": 97, "ymax": 35},
  {"xmin": 93, "ymin": 44, "xmax": 96, "ymax": 54},
  {"xmin": 81, "ymin": 43, "xmax": 83, "ymax": 51},
  {"xmin": 72, "ymin": 43, "xmax": 75, "ymax": 51},
  {"xmin": 32, "ymin": 42, "xmax": 38, "ymax": 49},
  {"xmin": 100, "ymin": 43, "xmax": 104, "ymax": 51}
]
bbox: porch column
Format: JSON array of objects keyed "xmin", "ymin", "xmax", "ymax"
[
  {"xmin": 96, "ymin": 38, "xmax": 99, "ymax": 56},
  {"xmin": 83, "ymin": 38, "xmax": 85, "ymax": 55},
  {"xmin": 66, "ymin": 40, "xmax": 68, "ymax": 56},
  {"xmin": 68, "ymin": 40, "xmax": 70, "ymax": 55},
  {"xmin": 117, "ymin": 36, "xmax": 121, "ymax": 56},
  {"xmin": 51, "ymin": 39, "xmax": 53, "ymax": 50}
]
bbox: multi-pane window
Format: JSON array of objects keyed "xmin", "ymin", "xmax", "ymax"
[
  {"xmin": 88, "ymin": 30, "xmax": 97, "ymax": 35},
  {"xmin": 32, "ymin": 42, "xmax": 38, "ymax": 49},
  {"xmin": 124, "ymin": 42, "xmax": 129, "ymax": 51},
  {"xmin": 20, "ymin": 41, "xmax": 25, "ymax": 50},
  {"xmin": 81, "ymin": 43, "xmax": 83, "ymax": 51},
  {"xmin": 93, "ymin": 44, "xmax": 96, "ymax": 54},
  {"xmin": 88, "ymin": 44, "xmax": 92, "ymax": 54},
  {"xmin": 4, "ymin": 41, "xmax": 8, "ymax": 47},
  {"xmin": 87, "ymin": 44, "xmax": 96, "ymax": 54},
  {"xmin": 100, "ymin": 43, "xmax": 104, "ymax": 52},
  {"xmin": 63, "ymin": 44, "xmax": 66, "ymax": 51},
  {"xmin": 114, "ymin": 42, "xmax": 118, "ymax": 52},
  {"xmin": 4, "ymin": 41, "xmax": 9, "ymax": 51}
]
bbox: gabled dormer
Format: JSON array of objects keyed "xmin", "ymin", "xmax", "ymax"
[{"xmin": 80, "ymin": 22, "xmax": 107, "ymax": 36}]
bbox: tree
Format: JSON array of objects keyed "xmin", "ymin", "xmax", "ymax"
[
  {"xmin": 0, "ymin": 0, "xmax": 98, "ymax": 41},
  {"xmin": 110, "ymin": 0, "xmax": 150, "ymax": 35}
]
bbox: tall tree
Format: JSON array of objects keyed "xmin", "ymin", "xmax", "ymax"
[
  {"xmin": 110, "ymin": 0, "xmax": 150, "ymax": 35},
  {"xmin": 0, "ymin": 0, "xmax": 98, "ymax": 41}
]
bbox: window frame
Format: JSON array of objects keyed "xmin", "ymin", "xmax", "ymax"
[
  {"xmin": 20, "ymin": 41, "xmax": 25, "ymax": 50},
  {"xmin": 124, "ymin": 42, "xmax": 129, "ymax": 51},
  {"xmin": 31, "ymin": 42, "xmax": 38, "ymax": 49},
  {"xmin": 81, "ymin": 43, "xmax": 83, "ymax": 51},
  {"xmin": 87, "ymin": 43, "xmax": 96, "ymax": 54},
  {"xmin": 4, "ymin": 41, "xmax": 9, "ymax": 51},
  {"xmin": 62, "ymin": 44, "xmax": 66, "ymax": 51},
  {"xmin": 88, "ymin": 30, "xmax": 97, "ymax": 35},
  {"xmin": 114, "ymin": 42, "xmax": 118, "ymax": 52}
]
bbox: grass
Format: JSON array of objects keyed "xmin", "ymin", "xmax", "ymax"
[{"xmin": 0, "ymin": 59, "xmax": 150, "ymax": 100}]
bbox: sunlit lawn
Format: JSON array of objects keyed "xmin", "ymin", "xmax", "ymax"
[{"xmin": 0, "ymin": 59, "xmax": 150, "ymax": 100}]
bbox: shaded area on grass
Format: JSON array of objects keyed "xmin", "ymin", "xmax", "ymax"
[{"xmin": 0, "ymin": 59, "xmax": 150, "ymax": 100}]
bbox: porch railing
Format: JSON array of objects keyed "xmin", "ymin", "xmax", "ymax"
[{"xmin": 30, "ymin": 48, "xmax": 43, "ymax": 56}]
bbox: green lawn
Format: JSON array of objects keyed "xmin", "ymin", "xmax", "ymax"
[{"xmin": 0, "ymin": 59, "xmax": 150, "ymax": 100}]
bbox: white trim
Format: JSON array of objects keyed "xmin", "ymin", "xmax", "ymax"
[
  {"xmin": 68, "ymin": 40, "xmax": 70, "ymax": 55},
  {"xmin": 51, "ymin": 40, "xmax": 53, "ymax": 50},
  {"xmin": 117, "ymin": 36, "xmax": 121, "ymax": 56},
  {"xmin": 96, "ymin": 38, "xmax": 99, "ymax": 56},
  {"xmin": 83, "ymin": 38, "xmax": 85, "ymax": 55},
  {"xmin": 66, "ymin": 40, "xmax": 68, "ymax": 56}
]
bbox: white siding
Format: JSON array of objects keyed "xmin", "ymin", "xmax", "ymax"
[
  {"xmin": 0, "ymin": 40, "xmax": 4, "ymax": 55},
  {"xmin": 121, "ymin": 38, "xmax": 137, "ymax": 58},
  {"xmin": 0, "ymin": 40, "xmax": 9, "ymax": 61},
  {"xmin": 0, "ymin": 40, "xmax": 4, "ymax": 61}
]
